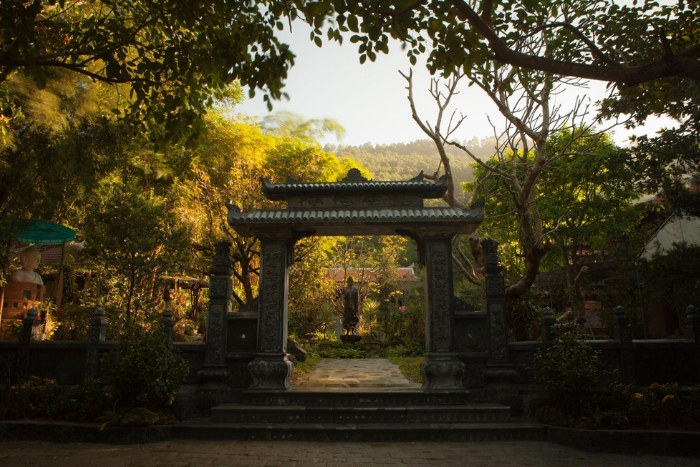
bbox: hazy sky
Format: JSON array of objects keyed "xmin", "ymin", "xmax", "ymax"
[{"xmin": 238, "ymin": 22, "xmax": 673, "ymax": 147}]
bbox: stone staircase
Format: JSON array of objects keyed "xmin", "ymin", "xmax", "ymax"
[{"xmin": 175, "ymin": 359, "xmax": 545, "ymax": 441}]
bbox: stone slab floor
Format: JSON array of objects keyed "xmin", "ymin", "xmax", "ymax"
[
  {"xmin": 2, "ymin": 439, "xmax": 699, "ymax": 467},
  {"xmin": 292, "ymin": 358, "xmax": 421, "ymax": 391}
]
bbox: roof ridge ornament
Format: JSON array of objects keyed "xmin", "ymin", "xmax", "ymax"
[
  {"xmin": 340, "ymin": 168, "xmax": 371, "ymax": 184},
  {"xmin": 408, "ymin": 171, "xmax": 425, "ymax": 182}
]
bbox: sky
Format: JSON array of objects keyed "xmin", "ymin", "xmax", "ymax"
[{"xmin": 237, "ymin": 22, "xmax": 674, "ymax": 148}]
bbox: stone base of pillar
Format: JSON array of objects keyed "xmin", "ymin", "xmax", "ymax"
[
  {"xmin": 197, "ymin": 365, "xmax": 230, "ymax": 393},
  {"xmin": 248, "ymin": 354, "xmax": 294, "ymax": 390},
  {"xmin": 485, "ymin": 363, "xmax": 518, "ymax": 384},
  {"xmin": 196, "ymin": 365, "xmax": 231, "ymax": 407},
  {"xmin": 420, "ymin": 353, "xmax": 466, "ymax": 392}
]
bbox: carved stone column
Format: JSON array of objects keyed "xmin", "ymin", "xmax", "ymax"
[
  {"xmin": 248, "ymin": 234, "xmax": 294, "ymax": 390},
  {"xmin": 482, "ymin": 239, "xmax": 517, "ymax": 384},
  {"xmin": 198, "ymin": 240, "xmax": 232, "ymax": 389},
  {"xmin": 420, "ymin": 236, "xmax": 465, "ymax": 391}
]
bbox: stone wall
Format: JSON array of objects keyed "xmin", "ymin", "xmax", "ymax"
[{"xmin": 1, "ymin": 299, "xmax": 698, "ymax": 421}]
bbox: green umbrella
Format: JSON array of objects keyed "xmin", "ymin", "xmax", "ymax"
[{"xmin": 1, "ymin": 219, "xmax": 76, "ymax": 245}]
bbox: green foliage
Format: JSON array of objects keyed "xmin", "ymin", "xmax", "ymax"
[
  {"xmin": 0, "ymin": 72, "xmax": 127, "ymax": 221},
  {"xmin": 0, "ymin": 377, "xmax": 114, "ymax": 422},
  {"xmin": 51, "ymin": 304, "xmax": 94, "ymax": 341},
  {"xmin": 82, "ymin": 181, "xmax": 190, "ymax": 321},
  {"xmin": 1, "ymin": 0, "xmax": 286, "ymax": 143},
  {"xmin": 506, "ymin": 291, "xmax": 542, "ymax": 342},
  {"xmin": 532, "ymin": 331, "xmax": 609, "ymax": 413},
  {"xmin": 290, "ymin": 349, "xmax": 323, "ymax": 382},
  {"xmin": 102, "ymin": 327, "xmax": 189, "ymax": 411},
  {"xmin": 311, "ymin": 0, "xmax": 699, "ymax": 85}
]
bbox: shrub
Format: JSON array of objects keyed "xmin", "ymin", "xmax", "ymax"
[
  {"xmin": 532, "ymin": 331, "xmax": 608, "ymax": 413},
  {"xmin": 0, "ymin": 377, "xmax": 113, "ymax": 422},
  {"xmin": 102, "ymin": 326, "xmax": 189, "ymax": 411}
]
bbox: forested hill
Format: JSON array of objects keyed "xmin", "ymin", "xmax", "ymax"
[{"xmin": 325, "ymin": 137, "xmax": 497, "ymax": 185}]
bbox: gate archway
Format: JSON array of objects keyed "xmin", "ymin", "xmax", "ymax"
[{"xmin": 200, "ymin": 169, "xmax": 515, "ymax": 392}]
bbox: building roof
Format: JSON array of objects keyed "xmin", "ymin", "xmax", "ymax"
[
  {"xmin": 261, "ymin": 169, "xmax": 448, "ymax": 201},
  {"xmin": 640, "ymin": 211, "xmax": 700, "ymax": 261},
  {"xmin": 227, "ymin": 206, "xmax": 483, "ymax": 237}
]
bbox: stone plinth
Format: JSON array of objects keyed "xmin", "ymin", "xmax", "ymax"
[{"xmin": 340, "ymin": 335, "xmax": 362, "ymax": 344}]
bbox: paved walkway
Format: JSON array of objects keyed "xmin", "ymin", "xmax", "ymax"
[
  {"xmin": 293, "ymin": 358, "xmax": 421, "ymax": 391},
  {"xmin": 2, "ymin": 439, "xmax": 699, "ymax": 466}
]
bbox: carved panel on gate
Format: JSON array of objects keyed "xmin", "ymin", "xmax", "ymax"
[
  {"xmin": 489, "ymin": 303, "xmax": 508, "ymax": 362},
  {"xmin": 206, "ymin": 303, "xmax": 226, "ymax": 365},
  {"xmin": 429, "ymin": 241, "xmax": 451, "ymax": 351},
  {"xmin": 260, "ymin": 243, "xmax": 284, "ymax": 352}
]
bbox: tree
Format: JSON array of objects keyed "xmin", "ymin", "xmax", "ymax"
[
  {"xmin": 82, "ymin": 181, "xmax": 189, "ymax": 322},
  {"xmin": 472, "ymin": 129, "xmax": 644, "ymax": 318},
  {"xmin": 308, "ymin": 0, "xmax": 700, "ymax": 85},
  {"xmin": 0, "ymin": 71, "xmax": 128, "ymax": 221},
  {"xmin": 174, "ymin": 115, "xmax": 366, "ymax": 307},
  {"xmin": 1, "ymin": 0, "xmax": 291, "ymax": 141},
  {"xmin": 404, "ymin": 59, "xmax": 605, "ymax": 300}
]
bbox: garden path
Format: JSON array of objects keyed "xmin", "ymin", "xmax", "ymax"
[{"xmin": 292, "ymin": 358, "xmax": 421, "ymax": 391}]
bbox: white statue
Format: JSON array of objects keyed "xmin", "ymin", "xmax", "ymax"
[{"xmin": 9, "ymin": 247, "xmax": 44, "ymax": 285}]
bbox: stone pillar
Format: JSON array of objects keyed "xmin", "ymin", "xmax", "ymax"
[
  {"xmin": 420, "ymin": 236, "xmax": 465, "ymax": 391},
  {"xmin": 542, "ymin": 306, "xmax": 556, "ymax": 347},
  {"xmin": 482, "ymin": 239, "xmax": 518, "ymax": 384},
  {"xmin": 613, "ymin": 306, "xmax": 634, "ymax": 384},
  {"xmin": 16, "ymin": 307, "xmax": 39, "ymax": 383},
  {"xmin": 198, "ymin": 240, "xmax": 232, "ymax": 388},
  {"xmin": 85, "ymin": 308, "xmax": 106, "ymax": 379},
  {"xmin": 248, "ymin": 234, "xmax": 294, "ymax": 390},
  {"xmin": 684, "ymin": 305, "xmax": 700, "ymax": 382}
]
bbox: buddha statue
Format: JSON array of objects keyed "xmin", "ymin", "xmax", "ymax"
[{"xmin": 9, "ymin": 247, "xmax": 44, "ymax": 285}]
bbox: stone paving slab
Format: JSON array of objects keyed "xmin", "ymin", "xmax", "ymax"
[
  {"xmin": 2, "ymin": 439, "xmax": 699, "ymax": 467},
  {"xmin": 293, "ymin": 358, "xmax": 422, "ymax": 391}
]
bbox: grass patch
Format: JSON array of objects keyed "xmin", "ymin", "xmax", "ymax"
[
  {"xmin": 387, "ymin": 356, "xmax": 424, "ymax": 383},
  {"xmin": 290, "ymin": 351, "xmax": 322, "ymax": 385}
]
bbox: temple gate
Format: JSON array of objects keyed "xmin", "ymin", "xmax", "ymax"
[{"xmin": 213, "ymin": 169, "xmax": 513, "ymax": 391}]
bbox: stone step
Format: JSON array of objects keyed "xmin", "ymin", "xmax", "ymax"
[
  {"xmin": 240, "ymin": 390, "xmax": 471, "ymax": 407},
  {"xmin": 175, "ymin": 421, "xmax": 545, "ymax": 442},
  {"xmin": 211, "ymin": 404, "xmax": 511, "ymax": 424}
]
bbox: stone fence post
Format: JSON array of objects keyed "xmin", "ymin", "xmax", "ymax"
[
  {"xmin": 613, "ymin": 306, "xmax": 634, "ymax": 384},
  {"xmin": 684, "ymin": 305, "xmax": 700, "ymax": 381},
  {"xmin": 482, "ymin": 238, "xmax": 517, "ymax": 384},
  {"xmin": 541, "ymin": 306, "xmax": 556, "ymax": 347},
  {"xmin": 198, "ymin": 240, "xmax": 232, "ymax": 390},
  {"xmin": 85, "ymin": 308, "xmax": 106, "ymax": 379},
  {"xmin": 16, "ymin": 307, "xmax": 39, "ymax": 383}
]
